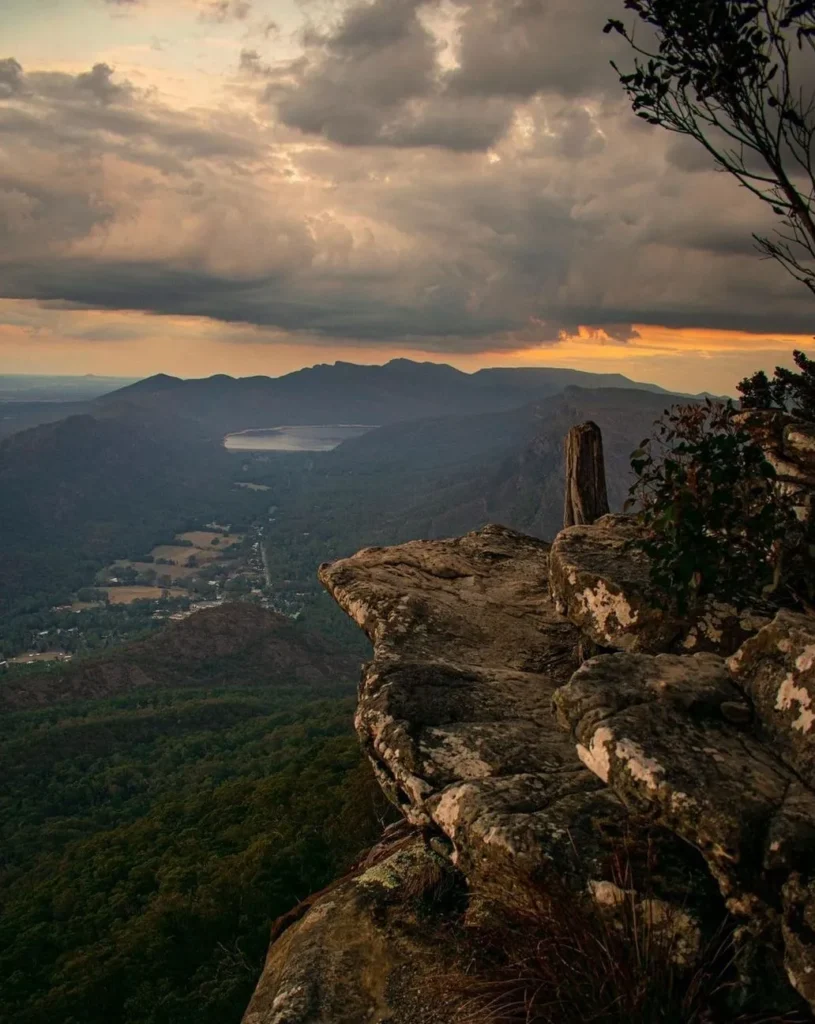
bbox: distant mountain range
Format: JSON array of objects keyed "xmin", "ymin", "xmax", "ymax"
[
  {"xmin": 0, "ymin": 358, "xmax": 706, "ymax": 624},
  {"xmin": 0, "ymin": 358, "xmax": 713, "ymax": 439},
  {"xmin": 99, "ymin": 359, "xmax": 702, "ymax": 434}
]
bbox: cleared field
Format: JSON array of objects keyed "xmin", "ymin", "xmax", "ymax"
[
  {"xmin": 104, "ymin": 587, "xmax": 186, "ymax": 605},
  {"xmin": 178, "ymin": 531, "xmax": 242, "ymax": 548},
  {"xmin": 10, "ymin": 651, "xmax": 69, "ymax": 665},
  {"xmin": 234, "ymin": 482, "xmax": 270, "ymax": 492},
  {"xmin": 69, "ymin": 601, "xmax": 102, "ymax": 612},
  {"xmin": 149, "ymin": 545, "xmax": 220, "ymax": 565},
  {"xmin": 114, "ymin": 561, "xmax": 202, "ymax": 580},
  {"xmin": 153, "ymin": 564, "xmax": 202, "ymax": 580}
]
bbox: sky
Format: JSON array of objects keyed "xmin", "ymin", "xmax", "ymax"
[{"xmin": 1, "ymin": 0, "xmax": 814, "ymax": 394}]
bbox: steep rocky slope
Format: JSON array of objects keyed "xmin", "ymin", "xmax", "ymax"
[{"xmin": 242, "ymin": 513, "xmax": 815, "ymax": 1023}]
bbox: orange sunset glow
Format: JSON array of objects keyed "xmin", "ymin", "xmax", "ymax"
[{"xmin": 1, "ymin": 0, "xmax": 813, "ymax": 390}]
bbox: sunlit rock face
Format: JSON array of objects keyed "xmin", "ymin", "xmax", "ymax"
[
  {"xmin": 319, "ymin": 525, "xmax": 624, "ymax": 891},
  {"xmin": 549, "ymin": 514, "xmax": 768, "ymax": 657},
  {"xmin": 245, "ymin": 521, "xmax": 815, "ymax": 1022},
  {"xmin": 554, "ymin": 614, "xmax": 815, "ymax": 1014}
]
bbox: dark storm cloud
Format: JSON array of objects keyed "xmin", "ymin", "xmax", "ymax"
[
  {"xmin": 448, "ymin": 0, "xmax": 628, "ymax": 99},
  {"xmin": 0, "ymin": 59, "xmax": 24, "ymax": 99},
  {"xmin": 2, "ymin": 0, "xmax": 814, "ymax": 353},
  {"xmin": 268, "ymin": 0, "xmax": 462, "ymax": 148},
  {"xmin": 263, "ymin": 0, "xmax": 631, "ymax": 152}
]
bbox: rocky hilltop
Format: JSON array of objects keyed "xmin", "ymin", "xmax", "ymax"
[{"xmin": 243, "ymin": 420, "xmax": 815, "ymax": 1024}]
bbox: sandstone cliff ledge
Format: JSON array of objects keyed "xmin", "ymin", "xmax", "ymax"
[{"xmin": 244, "ymin": 519, "xmax": 815, "ymax": 1023}]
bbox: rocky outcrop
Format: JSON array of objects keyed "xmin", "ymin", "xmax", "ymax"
[
  {"xmin": 318, "ymin": 526, "xmax": 629, "ymax": 894},
  {"xmin": 245, "ymin": 520, "xmax": 815, "ymax": 1022},
  {"xmin": 318, "ymin": 525, "xmax": 717, "ymax": 911},
  {"xmin": 242, "ymin": 828, "xmax": 464, "ymax": 1024},
  {"xmin": 737, "ymin": 409, "xmax": 815, "ymax": 520},
  {"xmin": 549, "ymin": 514, "xmax": 769, "ymax": 656}
]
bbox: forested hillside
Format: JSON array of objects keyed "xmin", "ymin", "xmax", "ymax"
[
  {"xmin": 0, "ymin": 607, "xmax": 388, "ymax": 1024},
  {"xmin": 0, "ymin": 409, "xmax": 267, "ymax": 615}
]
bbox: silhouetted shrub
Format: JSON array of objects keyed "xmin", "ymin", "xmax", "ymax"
[
  {"xmin": 739, "ymin": 350, "xmax": 815, "ymax": 420},
  {"xmin": 626, "ymin": 400, "xmax": 790, "ymax": 614}
]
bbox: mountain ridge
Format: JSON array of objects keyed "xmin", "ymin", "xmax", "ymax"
[{"xmin": 91, "ymin": 358, "xmax": 711, "ymax": 437}]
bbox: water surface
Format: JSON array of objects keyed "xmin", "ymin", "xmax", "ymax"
[{"xmin": 224, "ymin": 424, "xmax": 374, "ymax": 452}]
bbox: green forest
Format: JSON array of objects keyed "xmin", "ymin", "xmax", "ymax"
[{"xmin": 0, "ymin": 620, "xmax": 392, "ymax": 1024}]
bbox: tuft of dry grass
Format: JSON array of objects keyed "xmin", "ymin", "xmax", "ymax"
[{"xmin": 452, "ymin": 857, "xmax": 808, "ymax": 1024}]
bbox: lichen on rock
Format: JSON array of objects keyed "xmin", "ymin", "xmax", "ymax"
[
  {"xmin": 554, "ymin": 644, "xmax": 815, "ymax": 1013},
  {"xmin": 550, "ymin": 513, "xmax": 772, "ymax": 656},
  {"xmin": 730, "ymin": 609, "xmax": 815, "ymax": 787},
  {"xmin": 244, "ymin": 520, "xmax": 815, "ymax": 1023},
  {"xmin": 241, "ymin": 832, "xmax": 465, "ymax": 1024}
]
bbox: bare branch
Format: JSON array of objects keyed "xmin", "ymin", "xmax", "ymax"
[{"xmin": 607, "ymin": 0, "xmax": 815, "ymax": 294}]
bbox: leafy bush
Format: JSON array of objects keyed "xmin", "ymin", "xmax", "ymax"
[
  {"xmin": 738, "ymin": 349, "xmax": 815, "ymax": 419},
  {"xmin": 626, "ymin": 401, "xmax": 790, "ymax": 613}
]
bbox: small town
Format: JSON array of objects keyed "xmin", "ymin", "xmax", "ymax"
[{"xmin": 0, "ymin": 506, "xmax": 313, "ymax": 669}]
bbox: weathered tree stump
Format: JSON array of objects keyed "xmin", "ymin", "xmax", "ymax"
[{"xmin": 563, "ymin": 421, "xmax": 610, "ymax": 528}]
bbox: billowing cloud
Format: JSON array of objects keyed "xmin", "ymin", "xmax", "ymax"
[
  {"xmin": 0, "ymin": 0, "xmax": 813, "ymax": 377},
  {"xmin": 0, "ymin": 58, "xmax": 24, "ymax": 98},
  {"xmin": 102, "ymin": 0, "xmax": 252, "ymax": 17},
  {"xmin": 200, "ymin": 0, "xmax": 252, "ymax": 23}
]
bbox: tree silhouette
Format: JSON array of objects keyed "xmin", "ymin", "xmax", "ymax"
[{"xmin": 606, "ymin": 1, "xmax": 815, "ymax": 295}]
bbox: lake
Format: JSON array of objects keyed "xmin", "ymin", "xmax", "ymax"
[{"xmin": 223, "ymin": 424, "xmax": 375, "ymax": 452}]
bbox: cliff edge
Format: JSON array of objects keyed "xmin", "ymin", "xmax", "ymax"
[{"xmin": 243, "ymin": 517, "xmax": 815, "ymax": 1022}]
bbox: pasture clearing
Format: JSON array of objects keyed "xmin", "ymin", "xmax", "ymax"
[
  {"xmin": 104, "ymin": 587, "xmax": 186, "ymax": 605},
  {"xmin": 149, "ymin": 545, "xmax": 220, "ymax": 565},
  {"xmin": 9, "ymin": 651, "xmax": 70, "ymax": 665},
  {"xmin": 178, "ymin": 531, "xmax": 241, "ymax": 548},
  {"xmin": 113, "ymin": 561, "xmax": 201, "ymax": 580}
]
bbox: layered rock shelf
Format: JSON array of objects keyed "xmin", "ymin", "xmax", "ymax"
[
  {"xmin": 318, "ymin": 525, "xmax": 631, "ymax": 893},
  {"xmin": 245, "ymin": 516, "xmax": 815, "ymax": 1023}
]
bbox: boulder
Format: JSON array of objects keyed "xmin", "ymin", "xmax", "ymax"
[
  {"xmin": 554, "ymin": 648, "xmax": 815, "ymax": 1014},
  {"xmin": 729, "ymin": 609, "xmax": 815, "ymax": 789},
  {"xmin": 549, "ymin": 514, "xmax": 674, "ymax": 653},
  {"xmin": 242, "ymin": 832, "xmax": 464, "ymax": 1024},
  {"xmin": 550, "ymin": 514, "xmax": 771, "ymax": 656}
]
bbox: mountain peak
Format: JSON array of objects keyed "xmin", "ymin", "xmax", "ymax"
[{"xmin": 101, "ymin": 373, "xmax": 184, "ymax": 400}]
